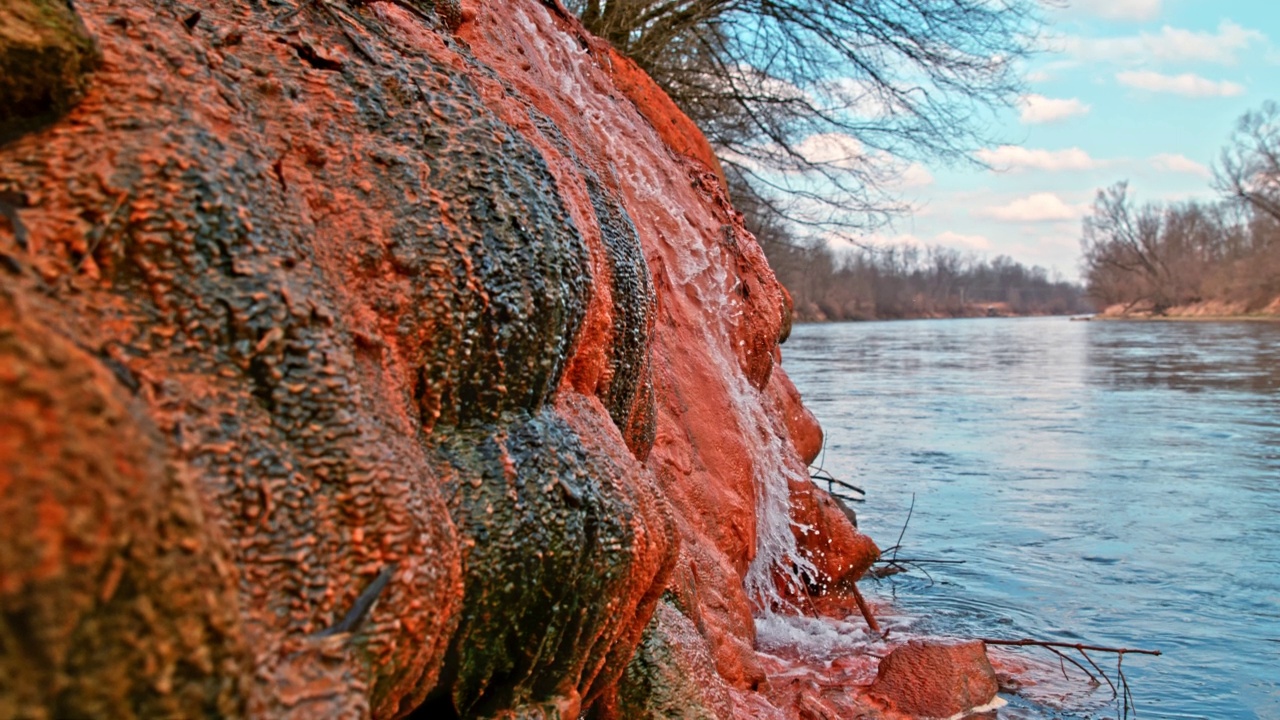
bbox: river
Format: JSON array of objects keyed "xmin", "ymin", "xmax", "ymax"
[{"xmin": 781, "ymin": 316, "xmax": 1280, "ymax": 720}]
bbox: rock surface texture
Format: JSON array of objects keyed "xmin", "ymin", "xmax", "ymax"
[
  {"xmin": 0, "ymin": 0, "xmax": 889, "ymax": 717},
  {"xmin": 867, "ymin": 640, "xmax": 1001, "ymax": 719}
]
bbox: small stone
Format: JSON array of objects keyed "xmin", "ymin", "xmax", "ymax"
[{"xmin": 866, "ymin": 639, "xmax": 1000, "ymax": 719}]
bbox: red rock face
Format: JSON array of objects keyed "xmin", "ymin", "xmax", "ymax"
[
  {"xmin": 0, "ymin": 288, "xmax": 251, "ymax": 718},
  {"xmin": 0, "ymin": 0, "xmax": 886, "ymax": 717},
  {"xmin": 867, "ymin": 640, "xmax": 1001, "ymax": 718}
]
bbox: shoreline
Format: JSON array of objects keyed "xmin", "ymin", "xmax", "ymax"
[
  {"xmin": 1094, "ymin": 313, "xmax": 1280, "ymax": 322},
  {"xmin": 790, "ymin": 298, "xmax": 1280, "ymax": 325},
  {"xmin": 1095, "ymin": 299, "xmax": 1280, "ymax": 323},
  {"xmin": 792, "ymin": 312, "xmax": 1082, "ymax": 325}
]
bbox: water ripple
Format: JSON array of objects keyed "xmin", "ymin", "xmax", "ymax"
[{"xmin": 784, "ymin": 317, "xmax": 1280, "ymax": 720}]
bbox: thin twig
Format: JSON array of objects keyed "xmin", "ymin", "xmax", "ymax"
[
  {"xmin": 316, "ymin": 565, "xmax": 396, "ymax": 637},
  {"xmin": 811, "ymin": 469, "xmax": 866, "ymax": 498},
  {"xmin": 900, "ymin": 561, "xmax": 934, "ymax": 586},
  {"xmin": 980, "ymin": 637, "xmax": 1159, "ymax": 718},
  {"xmin": 1044, "ymin": 645, "xmax": 1096, "ymax": 684},
  {"xmin": 75, "ymin": 191, "xmax": 130, "ymax": 273},
  {"xmin": 869, "ymin": 559, "xmax": 939, "ymax": 585},
  {"xmin": 0, "ymin": 190, "xmax": 29, "ymax": 250},
  {"xmin": 1079, "ymin": 648, "xmax": 1117, "ymax": 697},
  {"xmin": 849, "ymin": 582, "xmax": 883, "ymax": 638},
  {"xmin": 978, "ymin": 638, "xmax": 1161, "ymax": 656},
  {"xmin": 890, "ymin": 493, "xmax": 915, "ymax": 564},
  {"xmin": 317, "ymin": 0, "xmax": 381, "ymax": 65},
  {"xmin": 1119, "ymin": 652, "xmax": 1135, "ymax": 720},
  {"xmin": 816, "ymin": 435, "xmax": 828, "ymax": 477},
  {"xmin": 794, "ymin": 573, "xmax": 820, "ymax": 619},
  {"xmin": 869, "ymin": 497, "xmax": 958, "ymax": 587},
  {"xmin": 808, "ymin": 437, "xmax": 865, "ymax": 499},
  {"xmin": 872, "ymin": 557, "xmax": 966, "ymax": 565}
]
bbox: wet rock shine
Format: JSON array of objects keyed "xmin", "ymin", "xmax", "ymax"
[{"xmin": 0, "ymin": 0, "xmax": 889, "ymax": 717}]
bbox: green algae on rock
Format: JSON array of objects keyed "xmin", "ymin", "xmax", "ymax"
[
  {"xmin": 608, "ymin": 599, "xmax": 733, "ymax": 720},
  {"xmin": 419, "ymin": 400, "xmax": 674, "ymax": 718}
]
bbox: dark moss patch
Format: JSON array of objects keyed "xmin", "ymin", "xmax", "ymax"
[
  {"xmin": 426, "ymin": 409, "xmax": 644, "ymax": 718},
  {"xmin": 613, "ymin": 600, "xmax": 731, "ymax": 720},
  {"xmin": 528, "ymin": 111, "xmax": 658, "ymax": 458}
]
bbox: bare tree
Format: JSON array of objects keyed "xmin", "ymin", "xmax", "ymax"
[
  {"xmin": 1080, "ymin": 185, "xmax": 1274, "ymax": 312},
  {"xmin": 569, "ymin": 0, "xmax": 1049, "ymax": 236},
  {"xmin": 1077, "ymin": 105, "xmax": 1280, "ymax": 313},
  {"xmin": 1215, "ymin": 101, "xmax": 1280, "ymax": 222},
  {"xmin": 1080, "ymin": 183, "xmax": 1172, "ymax": 310}
]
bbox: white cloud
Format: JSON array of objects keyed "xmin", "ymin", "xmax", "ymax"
[
  {"xmin": 1019, "ymin": 94, "xmax": 1091, "ymax": 124},
  {"xmin": 1063, "ymin": 20, "xmax": 1264, "ymax": 67},
  {"xmin": 1151, "ymin": 153, "xmax": 1211, "ymax": 178},
  {"xmin": 796, "ymin": 133, "xmax": 865, "ymax": 170},
  {"xmin": 874, "ymin": 233, "xmax": 924, "ymax": 248},
  {"xmin": 828, "ymin": 231, "xmax": 918, "ymax": 252},
  {"xmin": 852, "ymin": 230, "xmax": 991, "ymax": 252},
  {"xmin": 1116, "ymin": 70, "xmax": 1245, "ymax": 97},
  {"xmin": 794, "ymin": 133, "xmax": 934, "ymax": 189},
  {"xmin": 1025, "ymin": 70, "xmax": 1052, "ymax": 84},
  {"xmin": 895, "ymin": 163, "xmax": 935, "ymax": 189},
  {"xmin": 1065, "ymin": 0, "xmax": 1162, "ymax": 22},
  {"xmin": 727, "ymin": 64, "xmax": 806, "ymax": 102},
  {"xmin": 822, "ymin": 77, "xmax": 901, "ymax": 119},
  {"xmin": 977, "ymin": 193, "xmax": 1086, "ymax": 222},
  {"xmin": 974, "ymin": 145, "xmax": 1099, "ymax": 172},
  {"xmin": 935, "ymin": 231, "xmax": 993, "ymax": 251}
]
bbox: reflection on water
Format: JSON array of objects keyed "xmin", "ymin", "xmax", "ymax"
[
  {"xmin": 783, "ymin": 317, "xmax": 1280, "ymax": 720},
  {"xmin": 1087, "ymin": 322, "xmax": 1280, "ymax": 394}
]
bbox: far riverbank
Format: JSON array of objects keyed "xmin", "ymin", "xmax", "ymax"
[
  {"xmin": 792, "ymin": 301, "xmax": 1087, "ymax": 324},
  {"xmin": 1096, "ymin": 298, "xmax": 1280, "ymax": 322}
]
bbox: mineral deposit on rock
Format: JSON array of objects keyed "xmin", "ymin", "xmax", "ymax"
[{"xmin": 0, "ymin": 0, "xmax": 889, "ymax": 717}]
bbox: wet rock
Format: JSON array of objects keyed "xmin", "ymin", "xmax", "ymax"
[
  {"xmin": 418, "ymin": 398, "xmax": 674, "ymax": 718},
  {"xmin": 0, "ymin": 0, "xmax": 99, "ymax": 144},
  {"xmin": 766, "ymin": 366, "xmax": 877, "ymax": 600},
  {"xmin": 591, "ymin": 43, "xmax": 727, "ymax": 191},
  {"xmin": 770, "ymin": 363, "xmax": 824, "ymax": 466},
  {"xmin": 0, "ymin": 287, "xmax": 250, "ymax": 719},
  {"xmin": 430, "ymin": 0, "xmax": 464, "ymax": 32},
  {"xmin": 866, "ymin": 640, "xmax": 1000, "ymax": 719},
  {"xmin": 0, "ymin": 0, "xmax": 878, "ymax": 716},
  {"xmin": 598, "ymin": 598, "xmax": 734, "ymax": 720},
  {"xmin": 787, "ymin": 477, "xmax": 879, "ymax": 596}
]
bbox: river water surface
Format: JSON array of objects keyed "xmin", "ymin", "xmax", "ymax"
[{"xmin": 782, "ymin": 316, "xmax": 1280, "ymax": 720}]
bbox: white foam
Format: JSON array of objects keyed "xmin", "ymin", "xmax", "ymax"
[
  {"xmin": 943, "ymin": 695, "xmax": 1008, "ymax": 720},
  {"xmin": 755, "ymin": 613, "xmax": 878, "ymax": 663}
]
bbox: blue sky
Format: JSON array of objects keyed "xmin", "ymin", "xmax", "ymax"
[{"xmin": 858, "ymin": 0, "xmax": 1278, "ymax": 281}]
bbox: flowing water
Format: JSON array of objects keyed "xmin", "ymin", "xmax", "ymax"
[{"xmin": 781, "ymin": 316, "xmax": 1280, "ymax": 720}]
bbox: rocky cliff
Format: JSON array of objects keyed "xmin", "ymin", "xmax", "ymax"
[{"xmin": 0, "ymin": 0, "xmax": 895, "ymax": 717}]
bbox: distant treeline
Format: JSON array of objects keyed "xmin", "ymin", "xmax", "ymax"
[
  {"xmin": 1081, "ymin": 102, "xmax": 1280, "ymax": 314},
  {"xmin": 756, "ymin": 231, "xmax": 1091, "ymax": 322},
  {"xmin": 1081, "ymin": 185, "xmax": 1280, "ymax": 313}
]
